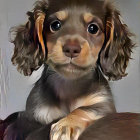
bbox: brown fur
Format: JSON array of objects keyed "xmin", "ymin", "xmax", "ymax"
[
  {"xmin": 10, "ymin": 1, "xmax": 48, "ymax": 75},
  {"xmin": 99, "ymin": 3, "xmax": 135, "ymax": 80},
  {"xmin": 79, "ymin": 113, "xmax": 140, "ymax": 140}
]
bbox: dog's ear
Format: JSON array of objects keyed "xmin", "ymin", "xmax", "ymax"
[
  {"xmin": 10, "ymin": 1, "xmax": 48, "ymax": 76},
  {"xmin": 99, "ymin": 4, "xmax": 135, "ymax": 81}
]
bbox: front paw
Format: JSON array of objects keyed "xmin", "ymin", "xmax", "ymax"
[{"xmin": 50, "ymin": 118, "xmax": 84, "ymax": 140}]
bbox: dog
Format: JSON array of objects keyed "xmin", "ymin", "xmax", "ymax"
[{"xmin": 4, "ymin": 0, "xmax": 134, "ymax": 140}]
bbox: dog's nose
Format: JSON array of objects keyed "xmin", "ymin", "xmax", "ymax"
[{"xmin": 63, "ymin": 44, "xmax": 81, "ymax": 58}]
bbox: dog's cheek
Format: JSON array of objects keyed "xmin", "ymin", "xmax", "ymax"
[
  {"xmin": 47, "ymin": 40, "xmax": 67, "ymax": 63},
  {"xmin": 47, "ymin": 42, "xmax": 54, "ymax": 54},
  {"xmin": 91, "ymin": 34, "xmax": 105, "ymax": 61},
  {"xmin": 91, "ymin": 47, "xmax": 101, "ymax": 61},
  {"xmin": 74, "ymin": 42, "xmax": 93, "ymax": 66}
]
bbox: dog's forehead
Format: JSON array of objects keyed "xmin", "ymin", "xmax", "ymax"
[
  {"xmin": 48, "ymin": 0, "xmax": 106, "ymax": 20},
  {"xmin": 51, "ymin": 7, "xmax": 105, "ymax": 26},
  {"xmin": 55, "ymin": 7, "xmax": 94, "ymax": 22}
]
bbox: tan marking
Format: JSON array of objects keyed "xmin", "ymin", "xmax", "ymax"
[
  {"xmin": 92, "ymin": 47, "xmax": 102, "ymax": 60},
  {"xmin": 74, "ymin": 41, "xmax": 94, "ymax": 67},
  {"xmin": 35, "ymin": 12, "xmax": 46, "ymax": 57},
  {"xmin": 83, "ymin": 13, "xmax": 94, "ymax": 23},
  {"xmin": 56, "ymin": 11, "xmax": 68, "ymax": 21},
  {"xmin": 71, "ymin": 91, "xmax": 109, "ymax": 111},
  {"xmin": 69, "ymin": 109, "xmax": 93, "ymax": 126},
  {"xmin": 47, "ymin": 40, "xmax": 69, "ymax": 64},
  {"xmin": 105, "ymin": 19, "xmax": 114, "ymax": 50}
]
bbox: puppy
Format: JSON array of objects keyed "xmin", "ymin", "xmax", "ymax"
[{"xmin": 5, "ymin": 0, "xmax": 134, "ymax": 140}]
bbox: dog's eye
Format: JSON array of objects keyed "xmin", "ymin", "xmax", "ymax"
[
  {"xmin": 88, "ymin": 23, "xmax": 99, "ymax": 34},
  {"xmin": 50, "ymin": 20, "xmax": 61, "ymax": 33}
]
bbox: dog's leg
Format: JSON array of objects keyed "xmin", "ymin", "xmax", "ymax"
[
  {"xmin": 50, "ymin": 109, "xmax": 91, "ymax": 140},
  {"xmin": 50, "ymin": 94, "xmax": 115, "ymax": 140},
  {"xmin": 50, "ymin": 107, "xmax": 113, "ymax": 140}
]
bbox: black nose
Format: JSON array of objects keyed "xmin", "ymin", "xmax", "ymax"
[{"xmin": 63, "ymin": 44, "xmax": 81, "ymax": 58}]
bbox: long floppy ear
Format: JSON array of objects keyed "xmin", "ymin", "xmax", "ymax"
[
  {"xmin": 10, "ymin": 1, "xmax": 48, "ymax": 76},
  {"xmin": 99, "ymin": 4, "xmax": 135, "ymax": 81}
]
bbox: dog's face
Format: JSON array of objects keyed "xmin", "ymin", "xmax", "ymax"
[
  {"xmin": 46, "ymin": 2, "xmax": 105, "ymax": 79},
  {"xmin": 11, "ymin": 0, "xmax": 134, "ymax": 80}
]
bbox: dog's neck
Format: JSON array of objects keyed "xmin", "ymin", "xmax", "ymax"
[{"xmin": 44, "ymin": 66, "xmax": 101, "ymax": 101}]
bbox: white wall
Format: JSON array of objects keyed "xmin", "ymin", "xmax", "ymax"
[{"xmin": 0, "ymin": 0, "xmax": 140, "ymax": 119}]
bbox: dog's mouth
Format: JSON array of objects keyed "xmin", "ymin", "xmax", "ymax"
[
  {"xmin": 48, "ymin": 60, "xmax": 93, "ymax": 79},
  {"xmin": 57, "ymin": 63, "xmax": 87, "ymax": 72}
]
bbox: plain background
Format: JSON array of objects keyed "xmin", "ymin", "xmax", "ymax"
[{"xmin": 0, "ymin": 0, "xmax": 140, "ymax": 119}]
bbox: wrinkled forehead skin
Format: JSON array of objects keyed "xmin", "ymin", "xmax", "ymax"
[{"xmin": 47, "ymin": 0, "xmax": 106, "ymax": 22}]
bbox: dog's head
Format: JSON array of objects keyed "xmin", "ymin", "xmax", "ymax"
[{"xmin": 10, "ymin": 0, "xmax": 134, "ymax": 80}]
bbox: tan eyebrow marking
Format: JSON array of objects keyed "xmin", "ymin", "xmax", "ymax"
[
  {"xmin": 55, "ymin": 11, "xmax": 68, "ymax": 21},
  {"xmin": 83, "ymin": 13, "xmax": 94, "ymax": 23}
]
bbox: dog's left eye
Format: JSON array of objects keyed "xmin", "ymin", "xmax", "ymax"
[
  {"xmin": 50, "ymin": 20, "xmax": 62, "ymax": 33},
  {"xmin": 87, "ymin": 23, "xmax": 99, "ymax": 34}
]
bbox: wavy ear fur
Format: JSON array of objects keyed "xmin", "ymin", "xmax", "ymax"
[
  {"xmin": 10, "ymin": 1, "xmax": 48, "ymax": 76},
  {"xmin": 99, "ymin": 3, "xmax": 135, "ymax": 81}
]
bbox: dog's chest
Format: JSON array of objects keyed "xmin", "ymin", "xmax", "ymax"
[
  {"xmin": 34, "ymin": 69, "xmax": 106, "ymax": 124},
  {"xmin": 34, "ymin": 90, "xmax": 108, "ymax": 125}
]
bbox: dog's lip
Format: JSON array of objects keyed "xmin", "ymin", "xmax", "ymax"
[
  {"xmin": 57, "ymin": 63, "xmax": 85, "ymax": 74},
  {"xmin": 55, "ymin": 62, "xmax": 92, "ymax": 71},
  {"xmin": 48, "ymin": 60, "xmax": 92, "ymax": 71},
  {"xmin": 62, "ymin": 63, "xmax": 82, "ymax": 70}
]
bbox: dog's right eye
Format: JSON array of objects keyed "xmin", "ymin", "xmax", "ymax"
[
  {"xmin": 50, "ymin": 20, "xmax": 62, "ymax": 33},
  {"xmin": 87, "ymin": 23, "xmax": 99, "ymax": 35}
]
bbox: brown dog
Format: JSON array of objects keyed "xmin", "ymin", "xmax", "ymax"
[{"xmin": 5, "ymin": 0, "xmax": 135, "ymax": 140}]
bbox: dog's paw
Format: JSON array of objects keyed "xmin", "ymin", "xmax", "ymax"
[{"xmin": 50, "ymin": 117, "xmax": 84, "ymax": 140}]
